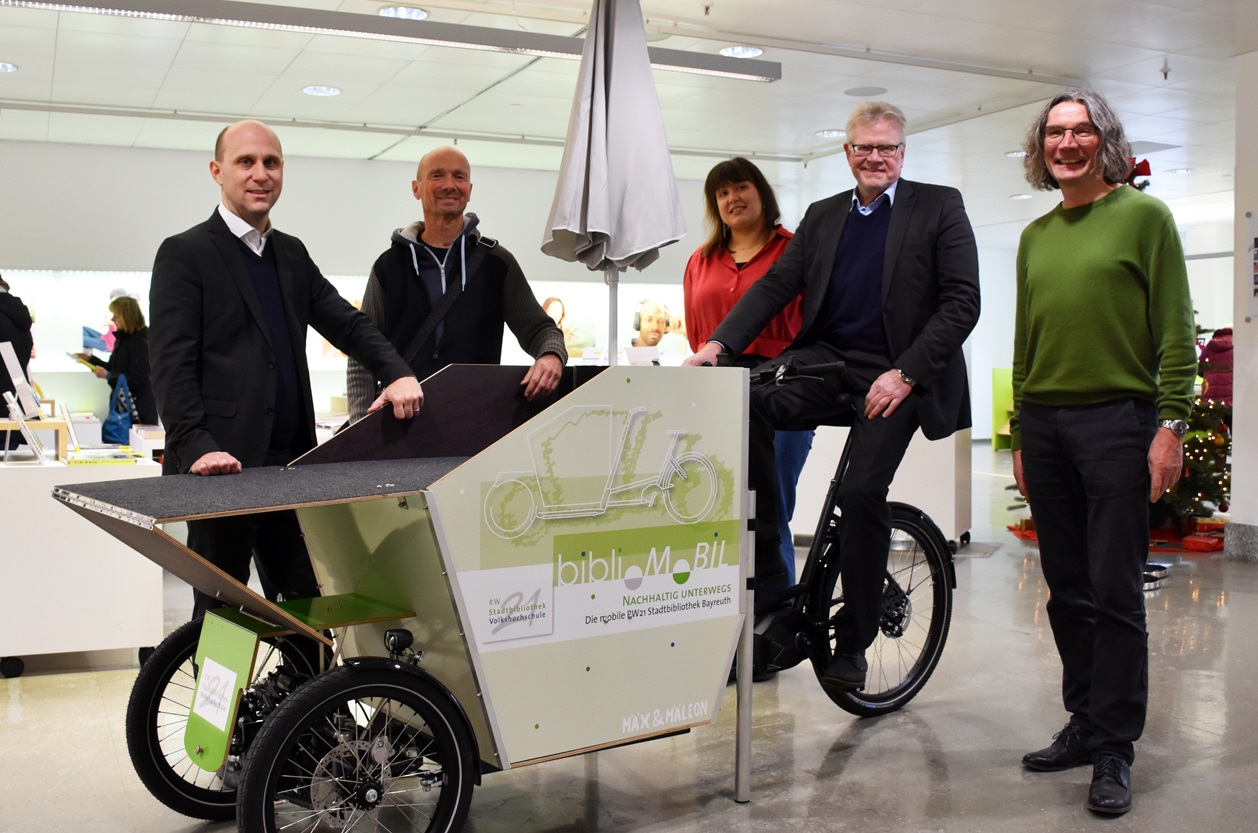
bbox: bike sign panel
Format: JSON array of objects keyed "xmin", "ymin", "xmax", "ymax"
[
  {"xmin": 459, "ymin": 520, "xmax": 740, "ymax": 648},
  {"xmin": 428, "ymin": 366, "xmax": 748, "ymax": 764}
]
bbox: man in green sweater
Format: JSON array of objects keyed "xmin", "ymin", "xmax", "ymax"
[{"xmin": 1010, "ymin": 90, "xmax": 1196, "ymax": 816}]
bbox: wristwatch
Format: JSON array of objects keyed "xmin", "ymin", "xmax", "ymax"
[
  {"xmin": 897, "ymin": 368, "xmax": 917, "ymax": 387},
  {"xmin": 1159, "ymin": 419, "xmax": 1189, "ymax": 439}
]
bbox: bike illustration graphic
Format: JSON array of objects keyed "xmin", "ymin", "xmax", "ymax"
[{"xmin": 483, "ymin": 405, "xmax": 719, "ymax": 540}]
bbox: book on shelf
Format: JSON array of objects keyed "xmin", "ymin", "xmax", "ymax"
[
  {"xmin": 64, "ymin": 447, "xmax": 146, "ymax": 465},
  {"xmin": 130, "ymin": 424, "xmax": 165, "ymax": 439}
]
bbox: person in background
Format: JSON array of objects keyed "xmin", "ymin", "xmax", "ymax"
[
  {"xmin": 1011, "ymin": 90, "xmax": 1197, "ymax": 816},
  {"xmin": 632, "ymin": 299, "xmax": 670, "ymax": 349},
  {"xmin": 346, "ymin": 146, "xmax": 565, "ymax": 421},
  {"xmin": 0, "ymin": 275, "xmax": 34, "ymax": 397},
  {"xmin": 543, "ymin": 295, "xmax": 593, "ymax": 358},
  {"xmin": 682, "ymin": 157, "xmax": 812, "ymax": 594},
  {"xmin": 0, "ymin": 275, "xmax": 35, "ymax": 448},
  {"xmin": 76, "ymin": 295, "xmax": 158, "ymax": 425},
  {"xmin": 1199, "ymin": 326, "xmax": 1232, "ymax": 406}
]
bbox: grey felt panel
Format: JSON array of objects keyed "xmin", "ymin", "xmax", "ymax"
[{"xmin": 54, "ymin": 458, "xmax": 467, "ymax": 522}]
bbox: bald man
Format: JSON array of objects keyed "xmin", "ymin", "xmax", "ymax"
[
  {"xmin": 346, "ymin": 146, "xmax": 565, "ymax": 422},
  {"xmin": 150, "ymin": 119, "xmax": 422, "ymax": 618}
]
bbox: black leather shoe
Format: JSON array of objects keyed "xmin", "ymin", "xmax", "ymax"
[
  {"xmin": 1022, "ymin": 722, "xmax": 1092, "ymax": 772},
  {"xmin": 1087, "ymin": 755, "xmax": 1132, "ymax": 815},
  {"xmin": 819, "ymin": 651, "xmax": 867, "ymax": 693}
]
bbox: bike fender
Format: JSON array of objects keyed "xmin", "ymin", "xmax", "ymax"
[
  {"xmin": 888, "ymin": 501, "xmax": 957, "ymax": 589},
  {"xmin": 342, "ymin": 656, "xmax": 487, "ymax": 782}
]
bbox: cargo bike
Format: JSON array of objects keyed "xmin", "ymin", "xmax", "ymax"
[{"xmin": 52, "ymin": 363, "xmax": 953, "ymax": 833}]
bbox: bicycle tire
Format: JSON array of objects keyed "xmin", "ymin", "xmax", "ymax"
[
  {"xmin": 236, "ymin": 664, "xmax": 476, "ymax": 833},
  {"xmin": 124, "ymin": 617, "xmax": 316, "ymax": 820},
  {"xmin": 808, "ymin": 503, "xmax": 953, "ymax": 717}
]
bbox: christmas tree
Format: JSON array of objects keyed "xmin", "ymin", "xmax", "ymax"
[{"xmin": 1161, "ymin": 397, "xmax": 1231, "ymax": 519}]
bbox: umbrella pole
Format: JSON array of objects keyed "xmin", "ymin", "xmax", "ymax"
[{"xmin": 605, "ymin": 264, "xmax": 619, "ymax": 366}]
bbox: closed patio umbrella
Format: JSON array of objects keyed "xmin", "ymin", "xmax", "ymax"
[{"xmin": 542, "ymin": 0, "xmax": 686, "ymax": 363}]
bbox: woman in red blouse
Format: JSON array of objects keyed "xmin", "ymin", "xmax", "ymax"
[{"xmin": 683, "ymin": 157, "xmax": 812, "ymax": 589}]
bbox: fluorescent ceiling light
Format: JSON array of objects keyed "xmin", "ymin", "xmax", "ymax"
[
  {"xmin": 720, "ymin": 45, "xmax": 763, "ymax": 59},
  {"xmin": 0, "ymin": 0, "xmax": 781, "ymax": 82},
  {"xmin": 815, "ymin": 129, "xmax": 844, "ymax": 139},
  {"xmin": 0, "ymin": 62, "xmax": 17, "ymax": 72},
  {"xmin": 1005, "ymin": 150, "xmax": 1027, "ymax": 158},
  {"xmin": 844, "ymin": 86, "xmax": 887, "ymax": 97},
  {"xmin": 378, "ymin": 6, "xmax": 427, "ymax": 21},
  {"xmin": 1164, "ymin": 168, "xmax": 1194, "ymax": 175},
  {"xmin": 303, "ymin": 85, "xmax": 340, "ymax": 96},
  {"xmin": 1009, "ymin": 194, "xmax": 1033, "ymax": 200}
]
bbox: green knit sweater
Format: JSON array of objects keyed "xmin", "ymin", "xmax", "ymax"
[{"xmin": 1010, "ymin": 185, "xmax": 1196, "ymax": 450}]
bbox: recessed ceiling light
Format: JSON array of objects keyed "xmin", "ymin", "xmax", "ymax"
[
  {"xmin": 815, "ymin": 129, "xmax": 845, "ymax": 139},
  {"xmin": 0, "ymin": 62, "xmax": 17, "ymax": 73},
  {"xmin": 303, "ymin": 85, "xmax": 341, "ymax": 97},
  {"xmin": 1005, "ymin": 150, "xmax": 1027, "ymax": 158},
  {"xmin": 720, "ymin": 45, "xmax": 763, "ymax": 59},
  {"xmin": 844, "ymin": 86, "xmax": 887, "ymax": 97},
  {"xmin": 1009, "ymin": 194, "xmax": 1033, "ymax": 200},
  {"xmin": 1164, "ymin": 168, "xmax": 1194, "ymax": 175},
  {"xmin": 379, "ymin": 6, "xmax": 428, "ymax": 21}
]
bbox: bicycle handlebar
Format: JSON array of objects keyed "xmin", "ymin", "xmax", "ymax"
[{"xmin": 748, "ymin": 359, "xmax": 846, "ymax": 386}]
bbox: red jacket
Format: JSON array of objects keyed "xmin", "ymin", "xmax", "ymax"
[
  {"xmin": 1199, "ymin": 327, "xmax": 1233, "ymax": 405},
  {"xmin": 683, "ymin": 226, "xmax": 801, "ymax": 360}
]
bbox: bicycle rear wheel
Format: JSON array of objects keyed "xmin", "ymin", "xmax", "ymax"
[{"xmin": 809, "ymin": 503, "xmax": 952, "ymax": 717}]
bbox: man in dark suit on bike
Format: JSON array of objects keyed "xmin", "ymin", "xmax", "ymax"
[{"xmin": 685, "ymin": 101, "xmax": 980, "ymax": 694}]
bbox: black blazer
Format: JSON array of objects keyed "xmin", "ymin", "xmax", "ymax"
[
  {"xmin": 150, "ymin": 210, "xmax": 412, "ymax": 474},
  {"xmin": 709, "ymin": 179, "xmax": 981, "ymax": 440}
]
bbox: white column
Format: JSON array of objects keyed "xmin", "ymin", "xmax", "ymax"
[{"xmin": 1226, "ymin": 50, "xmax": 1258, "ymax": 559}]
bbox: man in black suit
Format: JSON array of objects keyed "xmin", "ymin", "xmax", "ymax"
[
  {"xmin": 685, "ymin": 102, "xmax": 980, "ymax": 692},
  {"xmin": 150, "ymin": 119, "xmax": 423, "ymax": 618}
]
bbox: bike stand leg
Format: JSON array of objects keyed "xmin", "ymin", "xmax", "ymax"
[{"xmin": 735, "ymin": 490, "xmax": 755, "ymax": 803}]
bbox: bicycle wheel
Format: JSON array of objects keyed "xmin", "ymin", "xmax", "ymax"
[
  {"xmin": 809, "ymin": 504, "xmax": 953, "ymax": 717},
  {"xmin": 124, "ymin": 617, "xmax": 317, "ymax": 819},
  {"xmin": 663, "ymin": 452, "xmax": 718, "ymax": 524},
  {"xmin": 236, "ymin": 664, "xmax": 476, "ymax": 833}
]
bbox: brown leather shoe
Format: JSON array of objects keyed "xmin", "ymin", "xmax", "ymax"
[{"xmin": 1022, "ymin": 722, "xmax": 1092, "ymax": 771}]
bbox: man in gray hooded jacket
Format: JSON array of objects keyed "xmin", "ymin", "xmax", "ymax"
[{"xmin": 347, "ymin": 147, "xmax": 566, "ymax": 421}]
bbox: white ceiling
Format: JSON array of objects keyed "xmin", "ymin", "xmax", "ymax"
[{"xmin": 1, "ymin": 0, "xmax": 1255, "ymax": 249}]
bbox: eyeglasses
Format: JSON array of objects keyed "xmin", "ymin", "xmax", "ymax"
[
  {"xmin": 849, "ymin": 143, "xmax": 902, "ymax": 158},
  {"xmin": 1044, "ymin": 124, "xmax": 1098, "ymax": 142}
]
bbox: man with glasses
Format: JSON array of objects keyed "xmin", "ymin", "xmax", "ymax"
[
  {"xmin": 684, "ymin": 102, "xmax": 980, "ymax": 688},
  {"xmin": 1011, "ymin": 90, "xmax": 1195, "ymax": 816}
]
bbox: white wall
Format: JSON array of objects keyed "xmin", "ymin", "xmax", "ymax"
[{"xmin": 0, "ymin": 139, "xmax": 707, "ymax": 416}]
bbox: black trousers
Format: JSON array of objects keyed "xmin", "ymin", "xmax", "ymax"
[
  {"xmin": 750, "ymin": 343, "xmax": 919, "ymax": 650},
  {"xmin": 187, "ymin": 450, "xmax": 319, "ymax": 621},
  {"xmin": 1019, "ymin": 400, "xmax": 1156, "ymax": 764}
]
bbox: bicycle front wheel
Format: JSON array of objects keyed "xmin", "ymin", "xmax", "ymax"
[
  {"xmin": 809, "ymin": 504, "xmax": 953, "ymax": 717},
  {"xmin": 236, "ymin": 664, "xmax": 476, "ymax": 833},
  {"xmin": 124, "ymin": 617, "xmax": 317, "ymax": 819}
]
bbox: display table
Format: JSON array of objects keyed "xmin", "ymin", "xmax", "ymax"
[
  {"xmin": 0, "ymin": 460, "xmax": 163, "ymax": 673},
  {"xmin": 0, "ymin": 416, "xmax": 69, "ymax": 460}
]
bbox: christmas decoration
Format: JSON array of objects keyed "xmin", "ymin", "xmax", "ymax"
[{"xmin": 1160, "ymin": 397, "xmax": 1231, "ymax": 520}]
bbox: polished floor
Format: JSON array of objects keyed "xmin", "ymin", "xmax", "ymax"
[{"xmin": 4, "ymin": 444, "xmax": 1256, "ymax": 833}]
